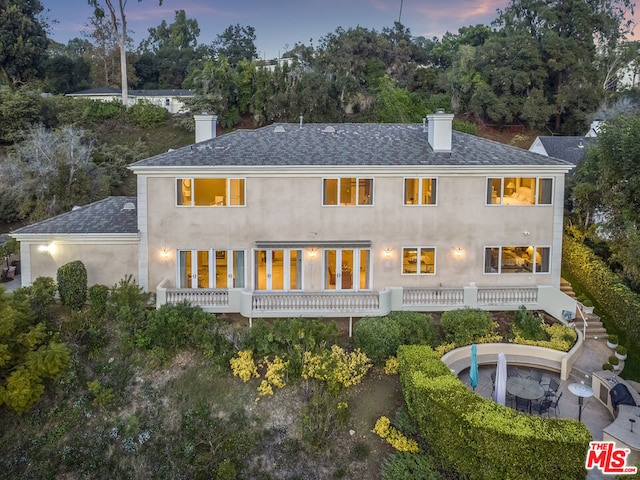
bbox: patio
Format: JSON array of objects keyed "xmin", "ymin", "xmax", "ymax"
[{"xmin": 458, "ymin": 336, "xmax": 632, "ymax": 480}]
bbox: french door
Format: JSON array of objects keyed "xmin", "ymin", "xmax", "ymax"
[
  {"xmin": 324, "ymin": 248, "xmax": 371, "ymax": 291},
  {"xmin": 254, "ymin": 249, "xmax": 302, "ymax": 291},
  {"xmin": 178, "ymin": 249, "xmax": 245, "ymax": 288}
]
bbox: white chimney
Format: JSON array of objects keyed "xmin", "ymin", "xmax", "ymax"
[
  {"xmin": 194, "ymin": 113, "xmax": 218, "ymax": 143},
  {"xmin": 426, "ymin": 110, "xmax": 454, "ymax": 152}
]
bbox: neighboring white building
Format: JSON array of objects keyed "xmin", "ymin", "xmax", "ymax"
[
  {"xmin": 12, "ymin": 113, "xmax": 576, "ymax": 319},
  {"xmin": 66, "ymin": 88, "xmax": 194, "ymax": 114}
]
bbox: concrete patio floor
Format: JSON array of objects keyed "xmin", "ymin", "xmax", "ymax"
[{"xmin": 458, "ymin": 336, "xmax": 629, "ymax": 479}]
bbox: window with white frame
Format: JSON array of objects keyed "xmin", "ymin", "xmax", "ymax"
[
  {"xmin": 323, "ymin": 178, "xmax": 373, "ymax": 206},
  {"xmin": 177, "ymin": 178, "xmax": 245, "ymax": 206},
  {"xmin": 486, "ymin": 177, "xmax": 553, "ymax": 205},
  {"xmin": 402, "ymin": 247, "xmax": 436, "ymax": 274},
  {"xmin": 484, "ymin": 246, "xmax": 550, "ymax": 274},
  {"xmin": 404, "ymin": 178, "xmax": 437, "ymax": 205}
]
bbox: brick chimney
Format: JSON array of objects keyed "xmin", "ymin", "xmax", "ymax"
[
  {"xmin": 427, "ymin": 110, "xmax": 454, "ymax": 152},
  {"xmin": 194, "ymin": 113, "xmax": 218, "ymax": 143}
]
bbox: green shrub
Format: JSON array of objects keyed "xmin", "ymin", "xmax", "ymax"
[
  {"xmin": 354, "ymin": 316, "xmax": 402, "ymax": 363},
  {"xmin": 608, "ymin": 334, "xmax": 619, "ymax": 344},
  {"xmin": 512, "ymin": 306, "xmax": 546, "ymax": 341},
  {"xmin": 107, "ymin": 275, "xmax": 149, "ymax": 332},
  {"xmin": 82, "ymin": 99, "xmax": 125, "ymax": 124},
  {"xmin": 128, "ymin": 101, "xmax": 168, "ymax": 128},
  {"xmin": 141, "ymin": 301, "xmax": 212, "ymax": 353},
  {"xmin": 29, "ymin": 276, "xmax": 57, "ymax": 323},
  {"xmin": 603, "ymin": 363, "xmax": 614, "ymax": 371},
  {"xmin": 440, "ymin": 308, "xmax": 495, "ymax": 345},
  {"xmin": 56, "ymin": 261, "xmax": 87, "ymax": 311},
  {"xmin": 354, "ymin": 312, "xmax": 433, "ymax": 364},
  {"xmin": 381, "ymin": 452, "xmax": 443, "ymax": 480},
  {"xmin": 240, "ymin": 318, "xmax": 339, "ymax": 377},
  {"xmin": 88, "ymin": 284, "xmax": 110, "ymax": 318},
  {"xmin": 616, "ymin": 345, "xmax": 628, "ymax": 356},
  {"xmin": 609, "ymin": 355, "xmax": 620, "ymax": 366}
]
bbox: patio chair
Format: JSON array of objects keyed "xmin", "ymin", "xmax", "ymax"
[
  {"xmin": 515, "ymin": 396, "xmax": 530, "ymax": 413},
  {"xmin": 548, "ymin": 392, "xmax": 562, "ymax": 418},
  {"xmin": 531, "ymin": 398, "xmax": 552, "ymax": 416},
  {"xmin": 528, "ymin": 369, "xmax": 543, "ymax": 384},
  {"xmin": 544, "ymin": 378, "xmax": 560, "ymax": 398}
]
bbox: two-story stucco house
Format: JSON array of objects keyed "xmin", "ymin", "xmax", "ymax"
[{"xmin": 11, "ymin": 112, "xmax": 576, "ymax": 320}]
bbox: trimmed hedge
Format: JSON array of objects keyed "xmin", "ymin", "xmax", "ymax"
[
  {"xmin": 398, "ymin": 345, "xmax": 591, "ymax": 480},
  {"xmin": 57, "ymin": 261, "xmax": 88, "ymax": 311},
  {"xmin": 563, "ymin": 235, "xmax": 640, "ymax": 344}
]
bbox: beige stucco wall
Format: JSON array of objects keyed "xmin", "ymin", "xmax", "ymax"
[
  {"xmin": 143, "ymin": 171, "xmax": 563, "ymax": 293},
  {"xmin": 22, "ymin": 241, "xmax": 138, "ymax": 287}
]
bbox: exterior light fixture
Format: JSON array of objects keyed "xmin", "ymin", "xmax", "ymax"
[
  {"xmin": 160, "ymin": 248, "xmax": 170, "ymax": 258},
  {"xmin": 383, "ymin": 248, "xmax": 392, "ymax": 258},
  {"xmin": 454, "ymin": 247, "xmax": 463, "ymax": 256}
]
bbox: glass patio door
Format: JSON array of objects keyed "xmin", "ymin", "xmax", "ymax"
[
  {"xmin": 179, "ymin": 250, "xmax": 245, "ymax": 288},
  {"xmin": 324, "ymin": 249, "xmax": 371, "ymax": 291},
  {"xmin": 179, "ymin": 250, "xmax": 209, "ymax": 288},
  {"xmin": 254, "ymin": 249, "xmax": 302, "ymax": 291}
]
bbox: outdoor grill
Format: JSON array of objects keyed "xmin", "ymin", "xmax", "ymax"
[{"xmin": 610, "ymin": 383, "xmax": 637, "ymax": 413}]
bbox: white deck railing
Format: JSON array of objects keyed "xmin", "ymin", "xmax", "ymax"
[
  {"xmin": 155, "ymin": 282, "xmax": 574, "ymax": 319},
  {"xmin": 403, "ymin": 287, "xmax": 464, "ymax": 306},
  {"xmin": 477, "ymin": 287, "xmax": 538, "ymax": 305}
]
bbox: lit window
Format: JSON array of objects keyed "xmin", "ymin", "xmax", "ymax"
[
  {"xmin": 486, "ymin": 177, "xmax": 553, "ymax": 205},
  {"xmin": 177, "ymin": 178, "xmax": 245, "ymax": 206},
  {"xmin": 323, "ymin": 178, "xmax": 373, "ymax": 206},
  {"xmin": 404, "ymin": 178, "xmax": 437, "ymax": 205},
  {"xmin": 484, "ymin": 246, "xmax": 550, "ymax": 274},
  {"xmin": 402, "ymin": 247, "xmax": 435, "ymax": 274}
]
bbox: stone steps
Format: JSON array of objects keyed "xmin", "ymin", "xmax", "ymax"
[{"xmin": 560, "ymin": 278, "xmax": 609, "ymax": 340}]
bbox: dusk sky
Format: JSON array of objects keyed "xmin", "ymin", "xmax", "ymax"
[
  {"xmin": 44, "ymin": 1, "xmax": 640, "ymax": 60},
  {"xmin": 45, "ymin": 0, "xmax": 514, "ymax": 59}
]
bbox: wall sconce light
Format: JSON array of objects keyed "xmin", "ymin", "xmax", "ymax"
[
  {"xmin": 454, "ymin": 247, "xmax": 464, "ymax": 256},
  {"xmin": 383, "ymin": 248, "xmax": 392, "ymax": 258},
  {"xmin": 523, "ymin": 231, "xmax": 530, "ymax": 236},
  {"xmin": 38, "ymin": 243, "xmax": 55, "ymax": 254},
  {"xmin": 160, "ymin": 248, "xmax": 170, "ymax": 259},
  {"xmin": 308, "ymin": 248, "xmax": 317, "ymax": 262}
]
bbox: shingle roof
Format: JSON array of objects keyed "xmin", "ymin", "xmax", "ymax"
[
  {"xmin": 537, "ymin": 136, "xmax": 596, "ymax": 165},
  {"xmin": 12, "ymin": 197, "xmax": 138, "ymax": 235},
  {"xmin": 67, "ymin": 87, "xmax": 122, "ymax": 96},
  {"xmin": 130, "ymin": 123, "xmax": 573, "ymax": 169},
  {"xmin": 67, "ymin": 88, "xmax": 194, "ymax": 97}
]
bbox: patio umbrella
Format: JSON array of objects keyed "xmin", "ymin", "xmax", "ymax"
[
  {"xmin": 469, "ymin": 344, "xmax": 479, "ymax": 391},
  {"xmin": 493, "ymin": 352, "xmax": 507, "ymax": 405}
]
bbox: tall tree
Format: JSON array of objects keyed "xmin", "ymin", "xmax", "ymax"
[
  {"xmin": 0, "ymin": 0, "xmax": 49, "ymax": 85},
  {"xmin": 494, "ymin": 0, "xmax": 634, "ymax": 132},
  {"xmin": 212, "ymin": 24, "xmax": 257, "ymax": 67},
  {"xmin": 576, "ymin": 115, "xmax": 640, "ymax": 286},
  {"xmin": 88, "ymin": 0, "xmax": 163, "ymax": 105}
]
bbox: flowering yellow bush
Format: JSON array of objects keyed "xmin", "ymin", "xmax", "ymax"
[
  {"xmin": 515, "ymin": 323, "xmax": 577, "ymax": 352},
  {"xmin": 372, "ymin": 416, "xmax": 419, "ymax": 453},
  {"xmin": 384, "ymin": 356, "xmax": 399, "ymax": 375},
  {"xmin": 230, "ymin": 350, "xmax": 259, "ymax": 382},
  {"xmin": 302, "ymin": 345, "xmax": 372, "ymax": 392},
  {"xmin": 435, "ymin": 342, "xmax": 457, "ymax": 357},
  {"xmin": 256, "ymin": 356, "xmax": 289, "ymax": 400}
]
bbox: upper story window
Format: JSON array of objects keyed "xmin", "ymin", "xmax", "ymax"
[
  {"xmin": 404, "ymin": 178, "xmax": 437, "ymax": 205},
  {"xmin": 323, "ymin": 178, "xmax": 373, "ymax": 206},
  {"xmin": 486, "ymin": 177, "xmax": 553, "ymax": 205},
  {"xmin": 177, "ymin": 178, "xmax": 245, "ymax": 206},
  {"xmin": 484, "ymin": 246, "xmax": 550, "ymax": 274},
  {"xmin": 402, "ymin": 247, "xmax": 435, "ymax": 274}
]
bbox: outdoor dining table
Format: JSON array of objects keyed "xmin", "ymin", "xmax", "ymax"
[{"xmin": 506, "ymin": 377, "xmax": 545, "ymax": 412}]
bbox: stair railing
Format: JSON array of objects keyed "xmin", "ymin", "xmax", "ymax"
[{"xmin": 577, "ymin": 302, "xmax": 588, "ymax": 340}]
